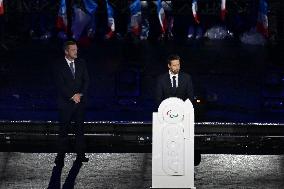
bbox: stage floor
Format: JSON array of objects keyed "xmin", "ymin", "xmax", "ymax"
[{"xmin": 0, "ymin": 152, "xmax": 283, "ymax": 188}]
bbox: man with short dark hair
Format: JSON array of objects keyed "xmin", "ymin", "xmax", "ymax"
[
  {"xmin": 53, "ymin": 40, "xmax": 90, "ymax": 165},
  {"xmin": 155, "ymin": 54, "xmax": 201, "ymax": 165},
  {"xmin": 156, "ymin": 54, "xmax": 194, "ymax": 106}
]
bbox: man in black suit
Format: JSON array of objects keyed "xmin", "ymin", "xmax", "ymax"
[
  {"xmin": 155, "ymin": 54, "xmax": 201, "ymax": 166},
  {"xmin": 156, "ymin": 54, "xmax": 194, "ymax": 106},
  {"xmin": 54, "ymin": 41, "xmax": 89, "ymax": 165}
]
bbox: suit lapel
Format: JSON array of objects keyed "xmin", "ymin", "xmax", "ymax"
[
  {"xmin": 178, "ymin": 73, "xmax": 183, "ymax": 86},
  {"xmin": 74, "ymin": 60, "xmax": 83, "ymax": 80},
  {"xmin": 74, "ymin": 60, "xmax": 78, "ymax": 79},
  {"xmin": 176, "ymin": 73, "xmax": 184, "ymax": 94},
  {"xmin": 63, "ymin": 59, "xmax": 75, "ymax": 80},
  {"xmin": 167, "ymin": 73, "xmax": 172, "ymax": 89},
  {"xmin": 167, "ymin": 73, "xmax": 177, "ymax": 95}
]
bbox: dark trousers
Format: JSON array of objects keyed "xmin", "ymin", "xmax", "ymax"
[{"xmin": 58, "ymin": 103, "xmax": 86, "ymax": 156}]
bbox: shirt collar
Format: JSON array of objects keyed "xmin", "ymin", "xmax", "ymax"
[
  {"xmin": 65, "ymin": 57, "xmax": 75, "ymax": 64},
  {"xmin": 169, "ymin": 70, "xmax": 178, "ymax": 78}
]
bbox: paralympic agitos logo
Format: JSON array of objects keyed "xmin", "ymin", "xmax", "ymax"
[{"xmin": 166, "ymin": 110, "xmax": 179, "ymax": 118}]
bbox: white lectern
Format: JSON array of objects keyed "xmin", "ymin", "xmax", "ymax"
[{"xmin": 152, "ymin": 97, "xmax": 195, "ymax": 189}]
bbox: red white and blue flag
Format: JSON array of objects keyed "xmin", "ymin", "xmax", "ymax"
[
  {"xmin": 157, "ymin": 0, "xmax": 167, "ymax": 33},
  {"xmin": 56, "ymin": 0, "xmax": 67, "ymax": 32},
  {"xmin": 105, "ymin": 0, "xmax": 115, "ymax": 39},
  {"xmin": 192, "ymin": 0, "xmax": 200, "ymax": 24},
  {"xmin": 256, "ymin": 0, "xmax": 269, "ymax": 37},
  {"xmin": 129, "ymin": 0, "xmax": 142, "ymax": 36},
  {"xmin": 0, "ymin": 0, "xmax": 4, "ymax": 15},
  {"xmin": 220, "ymin": 0, "xmax": 226, "ymax": 21}
]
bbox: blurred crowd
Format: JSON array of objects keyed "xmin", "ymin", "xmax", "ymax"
[{"xmin": 0, "ymin": 0, "xmax": 269, "ymax": 46}]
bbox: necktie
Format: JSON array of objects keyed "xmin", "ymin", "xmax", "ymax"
[
  {"xmin": 70, "ymin": 62, "xmax": 75, "ymax": 78},
  {"xmin": 172, "ymin": 76, "xmax": 177, "ymax": 88}
]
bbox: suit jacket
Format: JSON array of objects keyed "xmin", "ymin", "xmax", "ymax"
[
  {"xmin": 156, "ymin": 72, "xmax": 194, "ymax": 106},
  {"xmin": 54, "ymin": 58, "xmax": 89, "ymax": 109}
]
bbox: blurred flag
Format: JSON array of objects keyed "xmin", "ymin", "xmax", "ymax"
[
  {"xmin": 105, "ymin": 0, "xmax": 115, "ymax": 39},
  {"xmin": 129, "ymin": 0, "xmax": 142, "ymax": 36},
  {"xmin": 72, "ymin": 6, "xmax": 91, "ymax": 40},
  {"xmin": 192, "ymin": 0, "xmax": 200, "ymax": 24},
  {"xmin": 140, "ymin": 18, "xmax": 149, "ymax": 40},
  {"xmin": 168, "ymin": 16, "xmax": 174, "ymax": 39},
  {"xmin": 188, "ymin": 25, "xmax": 195, "ymax": 39},
  {"xmin": 83, "ymin": 0, "xmax": 98, "ymax": 14},
  {"xmin": 56, "ymin": 0, "xmax": 67, "ymax": 32},
  {"xmin": 256, "ymin": 0, "xmax": 268, "ymax": 37},
  {"xmin": 83, "ymin": 0, "xmax": 98, "ymax": 38},
  {"xmin": 72, "ymin": 0, "xmax": 97, "ymax": 41},
  {"xmin": 0, "ymin": 0, "xmax": 4, "ymax": 15},
  {"xmin": 221, "ymin": 0, "xmax": 226, "ymax": 21},
  {"xmin": 157, "ymin": 0, "xmax": 166, "ymax": 33}
]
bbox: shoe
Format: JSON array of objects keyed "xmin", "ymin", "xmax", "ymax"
[
  {"xmin": 54, "ymin": 153, "xmax": 65, "ymax": 166},
  {"xmin": 76, "ymin": 155, "xmax": 89, "ymax": 162}
]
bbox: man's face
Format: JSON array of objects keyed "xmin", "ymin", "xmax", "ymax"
[
  {"xmin": 168, "ymin": 59, "xmax": 180, "ymax": 75},
  {"xmin": 65, "ymin": 44, "xmax": 78, "ymax": 60}
]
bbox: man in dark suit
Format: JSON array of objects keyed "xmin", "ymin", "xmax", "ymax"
[
  {"xmin": 155, "ymin": 54, "xmax": 201, "ymax": 166},
  {"xmin": 156, "ymin": 54, "xmax": 194, "ymax": 106},
  {"xmin": 54, "ymin": 40, "xmax": 90, "ymax": 165}
]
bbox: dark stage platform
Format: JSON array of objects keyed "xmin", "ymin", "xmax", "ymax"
[{"xmin": 1, "ymin": 121, "xmax": 284, "ymax": 155}]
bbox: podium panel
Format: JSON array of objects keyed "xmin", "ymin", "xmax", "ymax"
[{"xmin": 152, "ymin": 97, "xmax": 195, "ymax": 189}]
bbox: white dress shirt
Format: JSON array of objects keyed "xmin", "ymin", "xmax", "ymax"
[
  {"xmin": 65, "ymin": 57, "xmax": 75, "ymax": 73},
  {"xmin": 169, "ymin": 70, "xmax": 179, "ymax": 87}
]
